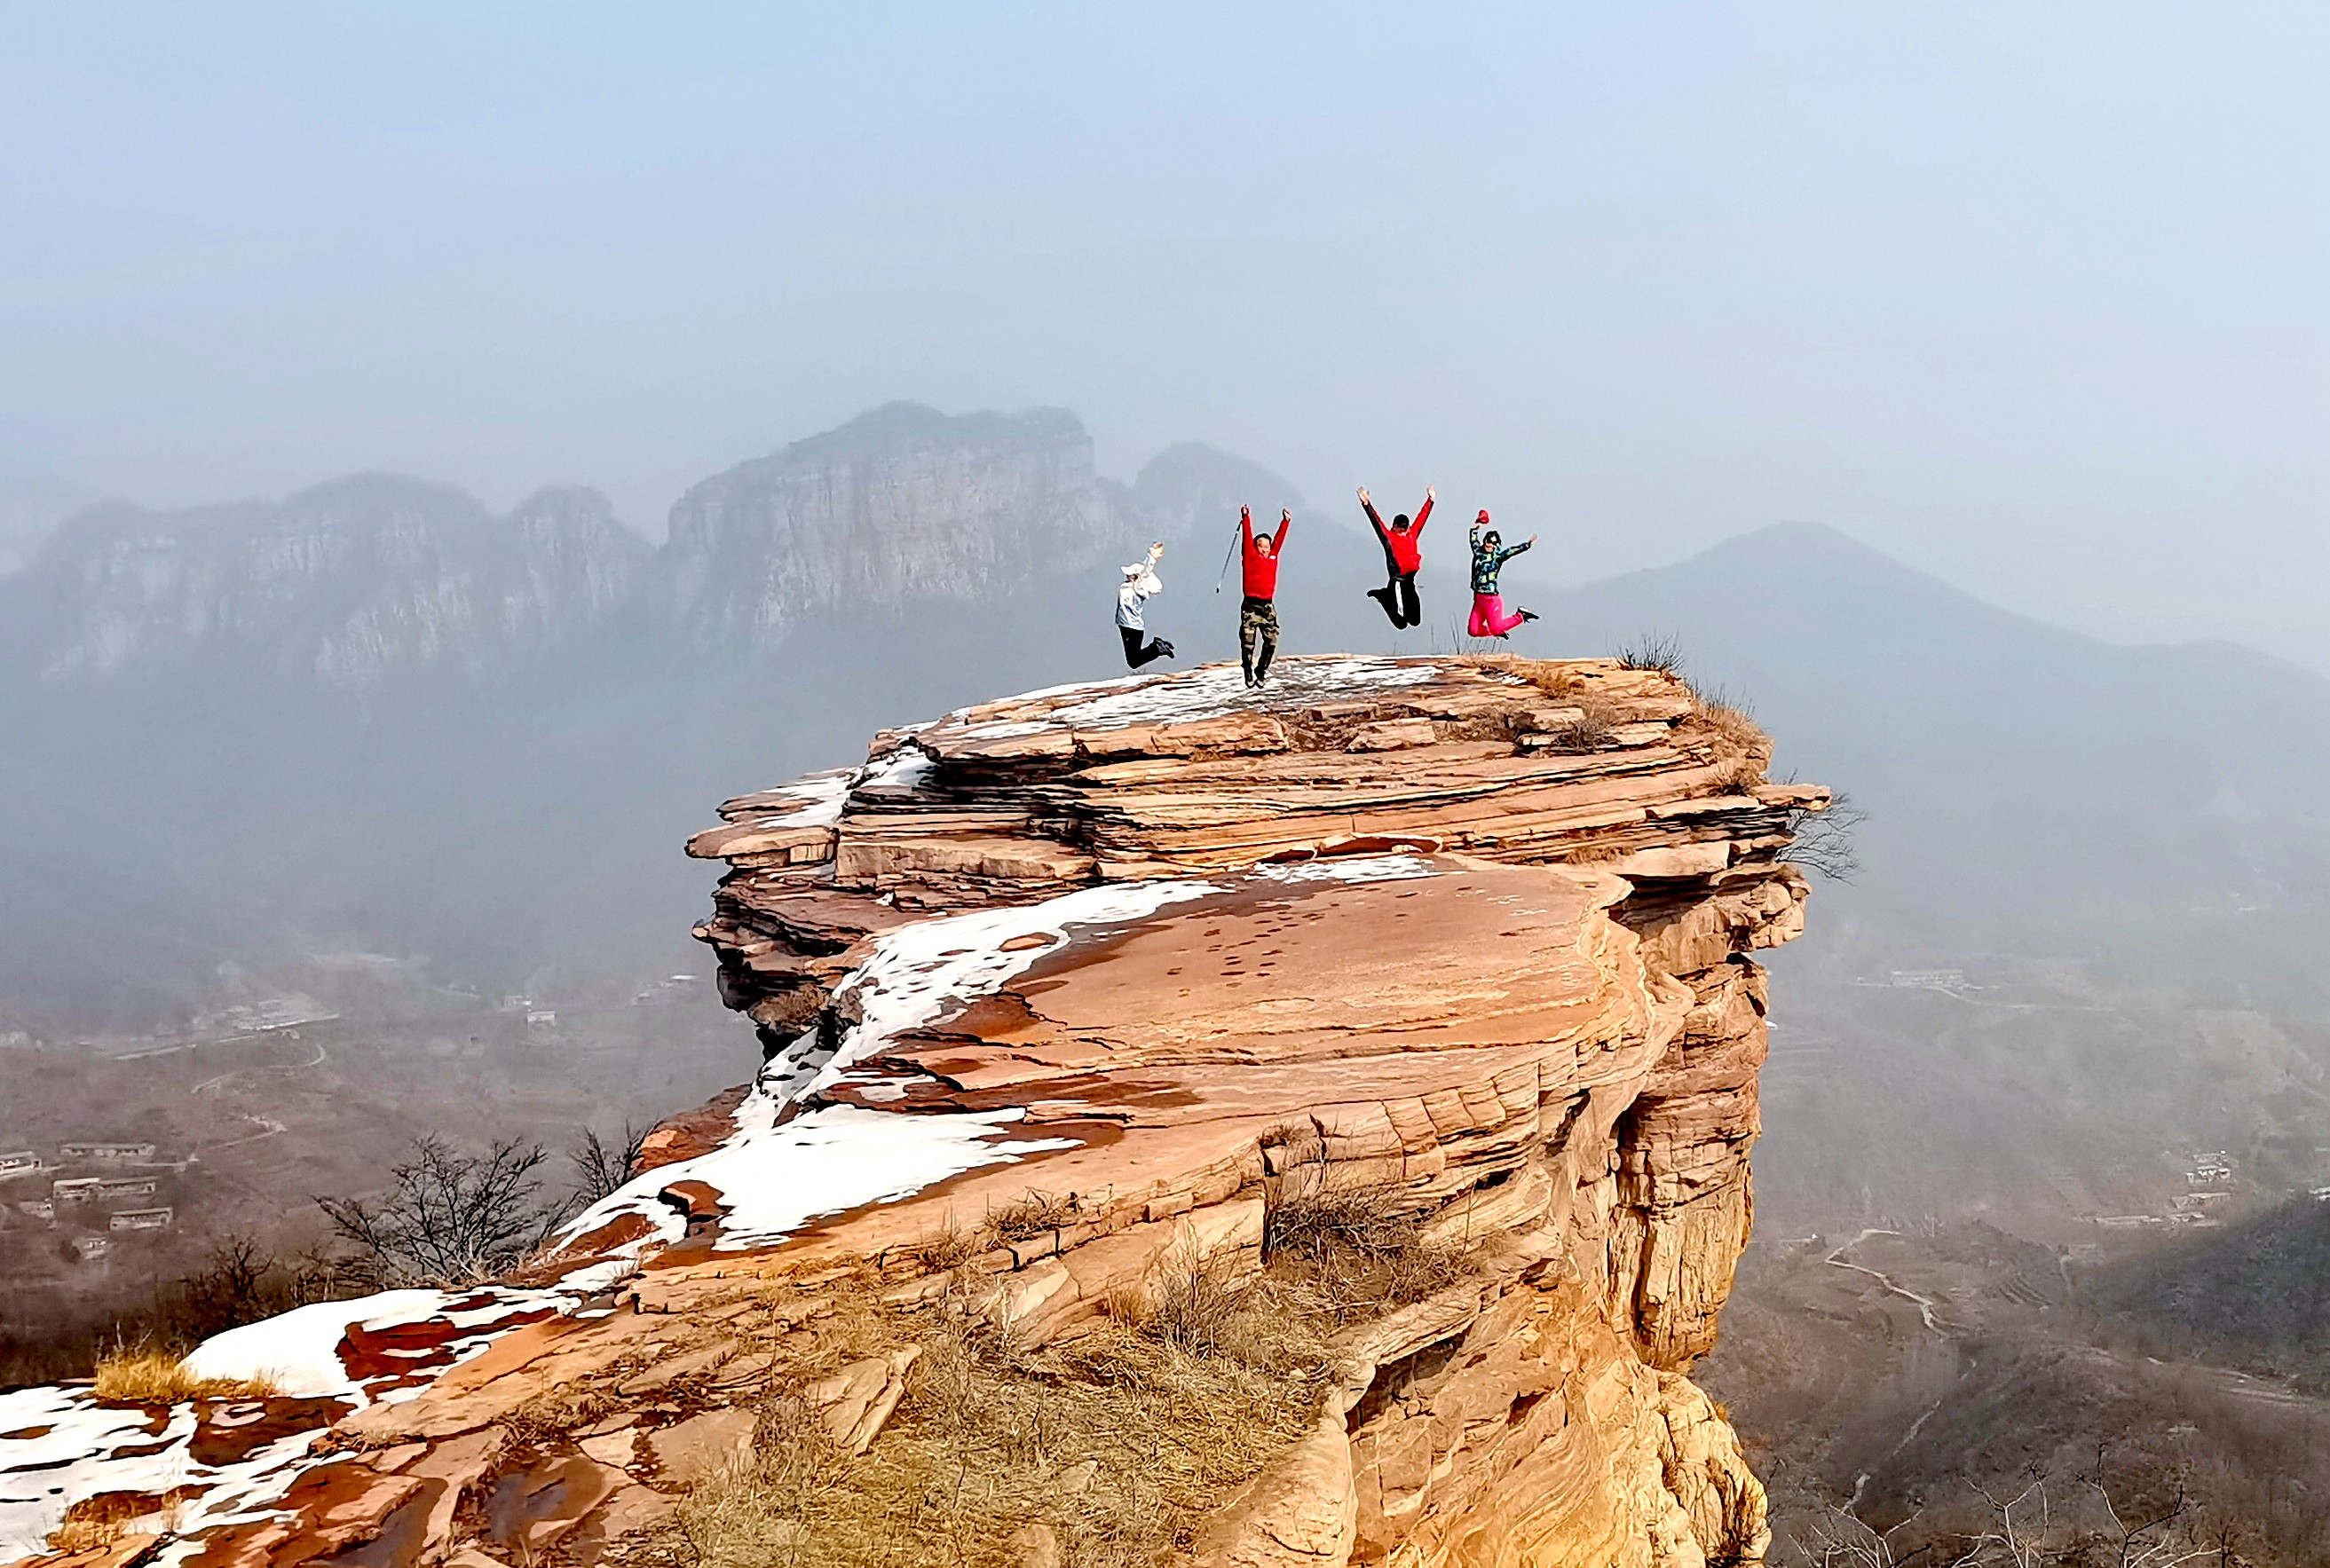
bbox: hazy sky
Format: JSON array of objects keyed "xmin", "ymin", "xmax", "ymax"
[{"xmin": 4, "ymin": 4, "xmax": 2324, "ymax": 666}]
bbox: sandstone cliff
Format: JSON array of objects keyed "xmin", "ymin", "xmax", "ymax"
[{"xmin": 0, "ymin": 655, "xmax": 1825, "ymax": 1568}]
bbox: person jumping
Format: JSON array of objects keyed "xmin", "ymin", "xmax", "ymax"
[
  {"xmin": 1359, "ymin": 484, "xmax": 1432, "ymax": 629},
  {"xmin": 1466, "ymin": 509, "xmax": 1539, "ymax": 639},
  {"xmin": 1116, "ymin": 541, "xmax": 1176, "ymax": 669},
  {"xmin": 1237, "ymin": 505, "xmax": 1289, "ymax": 688}
]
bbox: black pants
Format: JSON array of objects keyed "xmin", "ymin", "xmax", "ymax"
[
  {"xmin": 1239, "ymin": 596, "xmax": 1278, "ymax": 685},
  {"xmin": 1368, "ymin": 571, "xmax": 1421, "ymax": 629},
  {"xmin": 1119, "ymin": 626, "xmax": 1170, "ymax": 668}
]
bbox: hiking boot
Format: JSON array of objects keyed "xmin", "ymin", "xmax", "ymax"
[
  {"xmin": 1156, "ymin": 640, "xmax": 1176, "ymax": 659},
  {"xmin": 1518, "ymin": 610, "xmax": 1540, "ymax": 623}
]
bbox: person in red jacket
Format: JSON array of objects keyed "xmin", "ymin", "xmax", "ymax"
[
  {"xmin": 1358, "ymin": 483, "xmax": 1432, "ymax": 629},
  {"xmin": 1237, "ymin": 505, "xmax": 1290, "ymax": 688}
]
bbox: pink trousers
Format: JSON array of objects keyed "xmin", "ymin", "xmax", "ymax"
[{"xmin": 1468, "ymin": 592, "xmax": 1526, "ymax": 638}]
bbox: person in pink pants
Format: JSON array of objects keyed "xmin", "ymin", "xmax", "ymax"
[{"xmin": 1466, "ymin": 510, "xmax": 1539, "ymax": 639}]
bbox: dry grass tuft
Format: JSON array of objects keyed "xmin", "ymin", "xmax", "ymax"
[
  {"xmin": 667, "ymin": 1164, "xmax": 1487, "ymax": 1568},
  {"xmin": 1688, "ymin": 697, "xmax": 1763, "ymax": 759},
  {"xmin": 1542, "ymin": 710, "xmax": 1617, "ymax": 752},
  {"xmin": 904, "ymin": 1216, "xmax": 981, "ymax": 1272},
  {"xmin": 1265, "ymin": 1150, "xmax": 1483, "ymax": 1325},
  {"xmin": 1616, "ymin": 633, "xmax": 1686, "ymax": 677},
  {"xmin": 680, "ymin": 1306, "xmax": 1323, "ymax": 1568},
  {"xmin": 504, "ymin": 1380, "xmax": 621, "ymax": 1445},
  {"xmin": 46, "ymin": 1517, "xmax": 129, "ymax": 1556},
  {"xmin": 91, "ymin": 1351, "xmax": 277, "ymax": 1405},
  {"xmin": 1514, "ymin": 662, "xmax": 1586, "ymax": 700},
  {"xmin": 985, "ymin": 1190, "xmax": 1082, "ymax": 1244}
]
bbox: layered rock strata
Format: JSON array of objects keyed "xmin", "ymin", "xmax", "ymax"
[{"xmin": 1, "ymin": 656, "xmax": 1823, "ymax": 1568}]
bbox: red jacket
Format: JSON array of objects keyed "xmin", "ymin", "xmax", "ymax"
[
  {"xmin": 1240, "ymin": 508, "xmax": 1287, "ymax": 600},
  {"xmin": 1362, "ymin": 492, "xmax": 1432, "ymax": 575}
]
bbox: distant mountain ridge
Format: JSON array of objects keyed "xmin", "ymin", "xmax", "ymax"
[
  {"xmin": 4, "ymin": 477, "xmax": 648, "ymax": 683},
  {"xmin": 1, "ymin": 405, "xmax": 1275, "ymax": 683},
  {"xmin": 1529, "ymin": 520, "xmax": 2330, "ymax": 973}
]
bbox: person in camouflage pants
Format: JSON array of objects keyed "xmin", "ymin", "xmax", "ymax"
[{"xmin": 1236, "ymin": 505, "xmax": 1289, "ymax": 687}]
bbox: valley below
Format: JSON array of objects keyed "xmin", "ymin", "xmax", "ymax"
[{"xmin": 1699, "ymin": 957, "xmax": 2330, "ymax": 1563}]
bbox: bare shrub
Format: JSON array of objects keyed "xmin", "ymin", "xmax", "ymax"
[
  {"xmin": 569, "ymin": 1123, "xmax": 649, "ymax": 1203},
  {"xmin": 1265, "ymin": 1146, "xmax": 1481, "ymax": 1322},
  {"xmin": 1804, "ymin": 1470, "xmax": 2231, "ymax": 1568},
  {"xmin": 1781, "ymin": 790, "xmax": 1866, "ymax": 882},
  {"xmin": 1266, "ymin": 1178, "xmax": 1424, "ymax": 1264},
  {"xmin": 149, "ymin": 1234, "xmax": 352, "ymax": 1348},
  {"xmin": 1617, "ymin": 632, "xmax": 1686, "ymax": 677},
  {"xmin": 1800, "ymin": 1509, "xmax": 1918, "ymax": 1567},
  {"xmin": 317, "ymin": 1134, "xmax": 572, "ymax": 1288},
  {"xmin": 1113, "ymin": 1239, "xmax": 1282, "ymax": 1365}
]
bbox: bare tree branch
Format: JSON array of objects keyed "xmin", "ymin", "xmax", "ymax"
[{"xmin": 317, "ymin": 1134, "xmax": 571, "ymax": 1288}]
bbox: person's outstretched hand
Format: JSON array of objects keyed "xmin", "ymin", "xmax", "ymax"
[
  {"xmin": 1528, "ymin": 533, "xmax": 1539, "ymax": 547},
  {"xmin": 1280, "ymin": 508, "xmax": 1291, "ymax": 523},
  {"xmin": 1149, "ymin": 540, "xmax": 1165, "ymax": 557},
  {"xmin": 1426, "ymin": 485, "xmax": 1435, "ymax": 502},
  {"xmin": 1356, "ymin": 485, "xmax": 1370, "ymax": 505},
  {"xmin": 1241, "ymin": 505, "xmax": 1251, "ymax": 522}
]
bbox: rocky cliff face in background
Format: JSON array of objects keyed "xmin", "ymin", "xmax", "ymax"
[
  {"xmin": 0, "ymin": 476, "xmax": 648, "ymax": 682},
  {"xmin": 0, "ymin": 656, "xmax": 1824, "ymax": 1568},
  {"xmin": 1, "ymin": 406, "xmax": 1281, "ymax": 682},
  {"xmin": 660, "ymin": 403, "xmax": 1143, "ymax": 645}
]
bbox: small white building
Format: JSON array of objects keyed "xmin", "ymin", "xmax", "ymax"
[
  {"xmin": 1888, "ymin": 969, "xmax": 1968, "ymax": 992},
  {"xmin": 17, "ymin": 1199, "xmax": 54, "ymax": 1223},
  {"xmin": 0, "ymin": 1151, "xmax": 45, "ymax": 1182},
  {"xmin": 525, "ymin": 1010, "xmax": 558, "ymax": 1032},
  {"xmin": 109, "ymin": 1207, "xmax": 174, "ymax": 1233},
  {"xmin": 91, "ymin": 1177, "xmax": 160, "ymax": 1202},
  {"xmin": 61, "ymin": 1141, "xmax": 157, "ymax": 1163},
  {"xmin": 72, "ymin": 1234, "xmax": 111, "ymax": 1263}
]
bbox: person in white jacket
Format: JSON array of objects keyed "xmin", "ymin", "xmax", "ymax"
[{"xmin": 1116, "ymin": 541, "xmax": 1177, "ymax": 669}]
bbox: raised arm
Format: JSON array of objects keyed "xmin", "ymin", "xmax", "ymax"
[
  {"xmin": 1358, "ymin": 486, "xmax": 1388, "ymax": 541},
  {"xmin": 1240, "ymin": 505, "xmax": 1254, "ymax": 553},
  {"xmin": 1411, "ymin": 486, "xmax": 1434, "ymax": 539},
  {"xmin": 1275, "ymin": 507, "xmax": 1291, "ymax": 551}
]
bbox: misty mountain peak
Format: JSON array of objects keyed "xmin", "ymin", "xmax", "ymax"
[
  {"xmin": 2, "ymin": 475, "xmax": 648, "ymax": 682},
  {"xmin": 660, "ymin": 403, "xmax": 1136, "ymax": 644},
  {"xmin": 1133, "ymin": 443, "xmax": 1307, "ymax": 540}
]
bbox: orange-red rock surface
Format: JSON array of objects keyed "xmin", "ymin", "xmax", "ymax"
[{"xmin": 1, "ymin": 656, "xmax": 1826, "ymax": 1568}]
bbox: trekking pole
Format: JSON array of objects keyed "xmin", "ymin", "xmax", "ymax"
[{"xmin": 1212, "ymin": 521, "xmax": 1240, "ymax": 594}]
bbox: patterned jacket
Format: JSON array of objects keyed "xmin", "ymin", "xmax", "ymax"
[{"xmin": 1469, "ymin": 523, "xmax": 1531, "ymax": 595}]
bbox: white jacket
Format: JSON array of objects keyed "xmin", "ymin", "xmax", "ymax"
[{"xmin": 1116, "ymin": 564, "xmax": 1162, "ymax": 630}]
